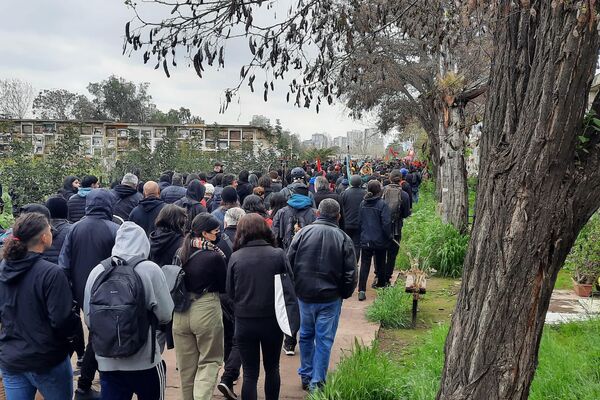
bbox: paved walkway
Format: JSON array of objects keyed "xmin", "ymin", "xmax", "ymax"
[{"xmin": 546, "ymin": 289, "xmax": 600, "ymax": 324}]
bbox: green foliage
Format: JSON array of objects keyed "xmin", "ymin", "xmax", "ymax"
[
  {"xmin": 0, "ymin": 192, "xmax": 14, "ymax": 229},
  {"xmin": 564, "ymin": 213, "xmax": 600, "ymax": 284},
  {"xmin": 397, "ymin": 183, "xmax": 469, "ymax": 278},
  {"xmin": 366, "ymin": 285, "xmax": 413, "ymax": 329},
  {"xmin": 312, "ymin": 319, "xmax": 600, "ymax": 400}
]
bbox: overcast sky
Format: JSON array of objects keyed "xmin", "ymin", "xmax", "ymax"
[{"xmin": 0, "ymin": 0, "xmax": 377, "ymax": 140}]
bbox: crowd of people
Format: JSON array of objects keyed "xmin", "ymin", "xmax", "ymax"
[{"xmin": 0, "ymin": 158, "xmax": 423, "ymax": 400}]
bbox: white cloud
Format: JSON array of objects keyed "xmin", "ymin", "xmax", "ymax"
[{"xmin": 0, "ymin": 0, "xmax": 374, "ymax": 139}]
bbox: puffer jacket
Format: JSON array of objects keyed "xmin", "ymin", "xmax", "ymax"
[
  {"xmin": 112, "ymin": 185, "xmax": 143, "ymax": 221},
  {"xmin": 287, "ymin": 217, "xmax": 357, "ymax": 303},
  {"xmin": 160, "ymin": 185, "xmax": 187, "ymax": 204},
  {"xmin": 67, "ymin": 187, "xmax": 93, "ymax": 223},
  {"xmin": 358, "ymin": 194, "xmax": 392, "ymax": 249}
]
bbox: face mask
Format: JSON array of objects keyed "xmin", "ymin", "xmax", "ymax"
[{"xmin": 212, "ymin": 232, "xmax": 222, "ymax": 244}]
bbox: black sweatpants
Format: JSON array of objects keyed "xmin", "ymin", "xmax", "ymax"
[
  {"xmin": 359, "ymin": 248, "xmax": 387, "ymax": 292},
  {"xmin": 221, "ymin": 311, "xmax": 242, "ymax": 385},
  {"xmin": 78, "ymin": 336, "xmax": 98, "ymax": 391},
  {"xmin": 99, "ymin": 360, "xmax": 167, "ymax": 400},
  {"xmin": 385, "ymin": 234, "xmax": 401, "ymax": 283},
  {"xmin": 343, "ymin": 227, "xmax": 361, "ymax": 262},
  {"xmin": 235, "ymin": 317, "xmax": 283, "ymax": 400}
]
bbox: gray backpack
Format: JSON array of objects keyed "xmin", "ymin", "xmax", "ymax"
[
  {"xmin": 89, "ymin": 256, "xmax": 156, "ymax": 362},
  {"xmin": 162, "ymin": 250, "xmax": 201, "ymax": 313}
]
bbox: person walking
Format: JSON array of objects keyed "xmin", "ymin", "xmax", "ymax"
[
  {"xmin": 175, "ymin": 179, "xmax": 207, "ymax": 233},
  {"xmin": 43, "ymin": 196, "xmax": 73, "ymax": 265},
  {"xmin": 225, "ymin": 213, "xmax": 291, "ymax": 400},
  {"xmin": 57, "ymin": 175, "xmax": 80, "ymax": 202},
  {"xmin": 0, "ymin": 213, "xmax": 78, "ymax": 400},
  {"xmin": 272, "ymin": 185, "xmax": 317, "ymax": 250},
  {"xmin": 161, "ymin": 173, "xmax": 187, "ymax": 204},
  {"xmin": 382, "ymin": 170, "xmax": 411, "ymax": 286},
  {"xmin": 113, "ymin": 173, "xmax": 144, "ymax": 221},
  {"xmin": 313, "ymin": 176, "xmax": 341, "ymax": 209},
  {"xmin": 236, "ymin": 170, "xmax": 254, "ymax": 205},
  {"xmin": 129, "ymin": 181, "xmax": 166, "ymax": 236},
  {"xmin": 242, "ymin": 194, "xmax": 272, "ymax": 227},
  {"xmin": 68, "ymin": 175, "xmax": 99, "ymax": 223},
  {"xmin": 287, "ymin": 199, "xmax": 357, "ymax": 391},
  {"xmin": 357, "ymin": 180, "xmax": 392, "ymax": 301},
  {"xmin": 280, "ymin": 167, "xmax": 315, "ymax": 205},
  {"xmin": 223, "ymin": 207, "xmax": 245, "ymax": 244},
  {"xmin": 173, "ymin": 213, "xmax": 226, "ymax": 400},
  {"xmin": 258, "ymin": 175, "xmax": 275, "ymax": 209},
  {"xmin": 212, "ymin": 186, "xmax": 239, "ymax": 230},
  {"xmin": 149, "ymin": 204, "xmax": 187, "ymax": 268},
  {"xmin": 83, "ymin": 222, "xmax": 174, "ymax": 400},
  {"xmin": 340, "ymin": 175, "xmax": 366, "ymax": 262},
  {"xmin": 59, "ymin": 189, "xmax": 120, "ymax": 400}
]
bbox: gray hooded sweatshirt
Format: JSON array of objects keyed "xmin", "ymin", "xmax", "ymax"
[{"xmin": 83, "ymin": 222, "xmax": 174, "ymax": 372}]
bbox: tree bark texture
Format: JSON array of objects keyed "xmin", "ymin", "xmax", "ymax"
[
  {"xmin": 439, "ymin": 103, "xmax": 469, "ymax": 233},
  {"xmin": 438, "ymin": 2, "xmax": 600, "ymax": 399}
]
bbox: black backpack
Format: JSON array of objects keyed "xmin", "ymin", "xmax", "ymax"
[
  {"xmin": 382, "ymin": 185, "xmax": 403, "ymax": 222},
  {"xmin": 89, "ymin": 256, "xmax": 157, "ymax": 362}
]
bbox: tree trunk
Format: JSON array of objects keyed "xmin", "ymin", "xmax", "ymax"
[
  {"xmin": 438, "ymin": 2, "xmax": 600, "ymax": 399},
  {"xmin": 419, "ymin": 98, "xmax": 442, "ymax": 201},
  {"xmin": 439, "ymin": 103, "xmax": 468, "ymax": 233}
]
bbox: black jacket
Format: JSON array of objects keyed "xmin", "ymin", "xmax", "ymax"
[
  {"xmin": 160, "ymin": 185, "xmax": 187, "ymax": 204},
  {"xmin": 174, "ymin": 181, "xmax": 207, "ymax": 233},
  {"xmin": 59, "ymin": 189, "xmax": 119, "ymax": 306},
  {"xmin": 183, "ymin": 248, "xmax": 227, "ymax": 295},
  {"xmin": 43, "ymin": 219, "xmax": 72, "ymax": 265},
  {"xmin": 67, "ymin": 190, "xmax": 92, "ymax": 223},
  {"xmin": 236, "ymin": 181, "xmax": 254, "ymax": 205},
  {"xmin": 314, "ymin": 190, "xmax": 341, "ymax": 209},
  {"xmin": 149, "ymin": 227, "xmax": 184, "ymax": 267},
  {"xmin": 112, "ymin": 185, "xmax": 143, "ymax": 221},
  {"xmin": 227, "ymin": 240, "xmax": 291, "ymax": 318},
  {"xmin": 340, "ymin": 186, "xmax": 366, "ymax": 230},
  {"xmin": 359, "ymin": 195, "xmax": 392, "ymax": 249},
  {"xmin": 287, "ymin": 218, "xmax": 357, "ymax": 303},
  {"xmin": 129, "ymin": 197, "xmax": 166, "ymax": 236},
  {"xmin": 57, "ymin": 176, "xmax": 78, "ymax": 202},
  {"xmin": 0, "ymin": 253, "xmax": 77, "ymax": 373}
]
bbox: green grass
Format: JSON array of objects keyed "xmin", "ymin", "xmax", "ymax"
[
  {"xmin": 366, "ymin": 285, "xmax": 413, "ymax": 329},
  {"xmin": 396, "ymin": 182, "xmax": 469, "ymax": 278},
  {"xmin": 310, "ymin": 318, "xmax": 600, "ymax": 400},
  {"xmin": 554, "ymin": 269, "xmax": 573, "ymax": 291}
]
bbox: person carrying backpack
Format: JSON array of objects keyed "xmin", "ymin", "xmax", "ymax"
[
  {"xmin": 405, "ymin": 165, "xmax": 422, "ymax": 203},
  {"xmin": 83, "ymin": 222, "xmax": 174, "ymax": 400},
  {"xmin": 382, "ymin": 170, "xmax": 412, "ymax": 286},
  {"xmin": 272, "ymin": 185, "xmax": 317, "ymax": 250}
]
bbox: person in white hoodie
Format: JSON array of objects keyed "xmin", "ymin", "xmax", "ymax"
[{"xmin": 83, "ymin": 222, "xmax": 174, "ymax": 400}]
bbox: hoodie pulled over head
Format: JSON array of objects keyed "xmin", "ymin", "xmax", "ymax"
[{"xmin": 83, "ymin": 222, "xmax": 174, "ymax": 372}]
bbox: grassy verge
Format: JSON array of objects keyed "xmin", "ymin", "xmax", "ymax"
[
  {"xmin": 366, "ymin": 285, "xmax": 413, "ymax": 329},
  {"xmin": 312, "ymin": 316, "xmax": 600, "ymax": 400},
  {"xmin": 396, "ymin": 182, "xmax": 469, "ymax": 278}
]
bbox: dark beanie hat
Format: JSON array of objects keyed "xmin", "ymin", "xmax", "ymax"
[
  {"xmin": 20, "ymin": 203, "xmax": 51, "ymax": 220},
  {"xmin": 45, "ymin": 196, "xmax": 68, "ymax": 219},
  {"xmin": 221, "ymin": 186, "xmax": 238, "ymax": 204},
  {"xmin": 191, "ymin": 213, "xmax": 221, "ymax": 235}
]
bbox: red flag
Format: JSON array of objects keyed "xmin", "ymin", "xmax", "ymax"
[{"xmin": 316, "ymin": 158, "xmax": 322, "ymax": 172}]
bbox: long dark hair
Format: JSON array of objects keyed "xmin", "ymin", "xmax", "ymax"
[
  {"xmin": 179, "ymin": 213, "xmax": 220, "ymax": 264},
  {"xmin": 155, "ymin": 204, "xmax": 187, "ymax": 234},
  {"xmin": 269, "ymin": 192, "xmax": 287, "ymax": 216},
  {"xmin": 234, "ymin": 213, "xmax": 276, "ymax": 251},
  {"xmin": 242, "ymin": 195, "xmax": 269, "ymax": 218},
  {"xmin": 2, "ymin": 213, "xmax": 49, "ymax": 261}
]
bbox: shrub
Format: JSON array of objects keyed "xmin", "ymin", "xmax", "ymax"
[
  {"xmin": 397, "ymin": 183, "xmax": 469, "ymax": 277},
  {"xmin": 366, "ymin": 286, "xmax": 413, "ymax": 329},
  {"xmin": 564, "ymin": 213, "xmax": 600, "ymax": 284}
]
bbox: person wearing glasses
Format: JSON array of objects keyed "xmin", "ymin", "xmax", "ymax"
[{"xmin": 173, "ymin": 213, "xmax": 227, "ymax": 400}]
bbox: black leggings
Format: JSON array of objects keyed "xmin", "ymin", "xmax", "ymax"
[{"xmin": 235, "ymin": 317, "xmax": 283, "ymax": 400}]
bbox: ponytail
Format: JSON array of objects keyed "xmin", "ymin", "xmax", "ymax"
[{"xmin": 2, "ymin": 213, "xmax": 49, "ymax": 261}]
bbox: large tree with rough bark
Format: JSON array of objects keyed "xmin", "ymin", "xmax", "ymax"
[{"xmin": 123, "ymin": 1, "xmax": 600, "ymax": 396}]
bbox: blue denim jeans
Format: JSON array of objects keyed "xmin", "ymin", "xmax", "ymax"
[
  {"xmin": 1, "ymin": 357, "xmax": 73, "ymax": 400},
  {"xmin": 297, "ymin": 299, "xmax": 342, "ymax": 389}
]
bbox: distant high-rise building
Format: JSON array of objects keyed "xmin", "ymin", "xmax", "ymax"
[
  {"xmin": 346, "ymin": 128, "xmax": 385, "ymax": 156},
  {"xmin": 311, "ymin": 133, "xmax": 329, "ymax": 149},
  {"xmin": 347, "ymin": 130, "xmax": 365, "ymax": 154},
  {"xmin": 333, "ymin": 136, "xmax": 348, "ymax": 150}
]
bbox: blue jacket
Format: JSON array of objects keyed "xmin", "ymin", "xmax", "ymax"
[
  {"xmin": 59, "ymin": 189, "xmax": 119, "ymax": 306},
  {"xmin": 160, "ymin": 185, "xmax": 187, "ymax": 204},
  {"xmin": 358, "ymin": 195, "xmax": 392, "ymax": 249}
]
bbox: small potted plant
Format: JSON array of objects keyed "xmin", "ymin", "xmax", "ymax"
[{"xmin": 568, "ymin": 214, "xmax": 600, "ymax": 297}]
